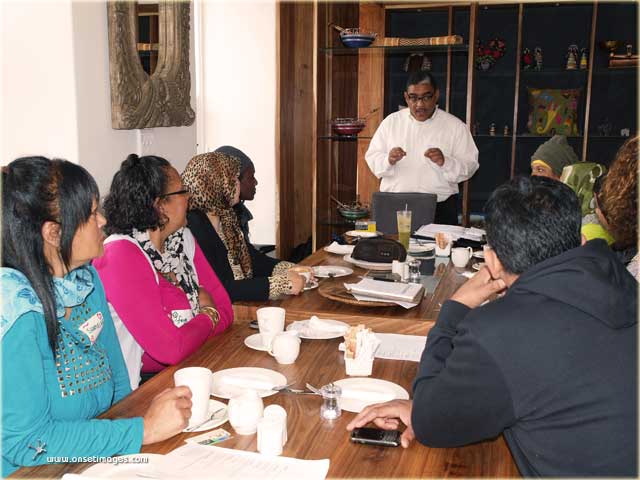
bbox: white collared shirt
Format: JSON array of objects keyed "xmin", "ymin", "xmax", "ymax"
[{"xmin": 365, "ymin": 107, "xmax": 479, "ymax": 202}]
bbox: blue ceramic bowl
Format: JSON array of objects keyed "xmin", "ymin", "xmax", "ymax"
[{"xmin": 340, "ymin": 31, "xmax": 377, "ymax": 48}]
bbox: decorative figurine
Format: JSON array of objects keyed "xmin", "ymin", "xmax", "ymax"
[
  {"xmin": 476, "ymin": 37, "xmax": 506, "ymax": 71},
  {"xmin": 626, "ymin": 44, "xmax": 633, "ymax": 57},
  {"xmin": 489, "ymin": 123, "xmax": 496, "ymax": 136},
  {"xmin": 534, "ymin": 47, "xmax": 543, "ymax": 71},
  {"xmin": 503, "ymin": 125, "xmax": 510, "ymax": 136},
  {"xmin": 473, "ymin": 121, "xmax": 480, "ymax": 136},
  {"xmin": 522, "ymin": 47, "xmax": 534, "ymax": 70},
  {"xmin": 403, "ymin": 53, "xmax": 431, "ymax": 73},
  {"xmin": 597, "ymin": 118, "xmax": 613, "ymax": 137},
  {"xmin": 580, "ymin": 48, "xmax": 588, "ymax": 69},
  {"xmin": 566, "ymin": 44, "xmax": 578, "ymax": 70},
  {"xmin": 621, "ymin": 128, "xmax": 630, "ymax": 137}
]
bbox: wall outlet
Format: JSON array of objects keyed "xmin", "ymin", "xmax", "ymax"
[{"xmin": 137, "ymin": 129, "xmax": 155, "ymax": 155}]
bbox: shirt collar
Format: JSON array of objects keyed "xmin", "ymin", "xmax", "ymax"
[{"xmin": 406, "ymin": 105, "xmax": 439, "ymax": 124}]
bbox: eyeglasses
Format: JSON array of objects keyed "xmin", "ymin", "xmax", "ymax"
[
  {"xmin": 406, "ymin": 94, "xmax": 434, "ymax": 104},
  {"xmin": 160, "ymin": 189, "xmax": 190, "ymax": 198}
]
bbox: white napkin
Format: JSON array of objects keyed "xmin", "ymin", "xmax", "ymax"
[
  {"xmin": 218, "ymin": 375, "xmax": 274, "ymax": 391},
  {"xmin": 340, "ymin": 387, "xmax": 395, "ymax": 403},
  {"xmin": 309, "ymin": 316, "xmax": 348, "ymax": 334},
  {"xmin": 325, "ymin": 242, "xmax": 355, "ymax": 255}
]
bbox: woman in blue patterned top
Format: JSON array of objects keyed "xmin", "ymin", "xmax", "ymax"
[{"xmin": 1, "ymin": 157, "xmax": 193, "ymax": 476}]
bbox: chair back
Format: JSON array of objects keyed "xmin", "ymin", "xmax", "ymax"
[{"xmin": 371, "ymin": 192, "xmax": 437, "ymax": 234}]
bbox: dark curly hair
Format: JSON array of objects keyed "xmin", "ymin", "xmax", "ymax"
[
  {"xmin": 103, "ymin": 154, "xmax": 171, "ymax": 235},
  {"xmin": 600, "ymin": 136, "xmax": 638, "ymax": 250}
]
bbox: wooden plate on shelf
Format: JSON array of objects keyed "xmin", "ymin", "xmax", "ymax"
[{"xmin": 318, "ymin": 282, "xmax": 395, "ymax": 307}]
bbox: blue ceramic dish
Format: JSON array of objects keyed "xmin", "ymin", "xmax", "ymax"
[{"xmin": 339, "ymin": 30, "xmax": 377, "ymax": 48}]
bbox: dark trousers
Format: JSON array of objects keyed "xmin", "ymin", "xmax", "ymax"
[{"xmin": 434, "ymin": 194, "xmax": 459, "ymax": 225}]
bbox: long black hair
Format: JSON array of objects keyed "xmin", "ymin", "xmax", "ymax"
[
  {"xmin": 2, "ymin": 157, "xmax": 100, "ymax": 353},
  {"xmin": 103, "ymin": 154, "xmax": 171, "ymax": 235}
]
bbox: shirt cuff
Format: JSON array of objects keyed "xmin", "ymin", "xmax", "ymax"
[{"xmin": 437, "ymin": 300, "xmax": 471, "ymax": 330}]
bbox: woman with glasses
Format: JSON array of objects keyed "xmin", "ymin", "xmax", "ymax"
[
  {"xmin": 2, "ymin": 157, "xmax": 192, "ymax": 476},
  {"xmin": 94, "ymin": 154, "xmax": 233, "ymax": 389},
  {"xmin": 182, "ymin": 151, "xmax": 309, "ymax": 302}
]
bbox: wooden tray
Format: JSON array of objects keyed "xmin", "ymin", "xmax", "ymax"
[{"xmin": 318, "ymin": 283, "xmax": 395, "ymax": 307}]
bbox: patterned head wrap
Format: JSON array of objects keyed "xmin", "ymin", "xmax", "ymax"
[{"xmin": 182, "ymin": 152, "xmax": 253, "ymax": 278}]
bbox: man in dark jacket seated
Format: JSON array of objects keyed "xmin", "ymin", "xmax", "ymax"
[{"xmin": 347, "ymin": 175, "xmax": 637, "ymax": 477}]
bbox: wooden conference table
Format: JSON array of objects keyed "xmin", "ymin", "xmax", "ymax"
[{"xmin": 11, "ymin": 248, "xmax": 519, "ymax": 478}]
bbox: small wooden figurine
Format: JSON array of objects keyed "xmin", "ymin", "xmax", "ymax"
[
  {"xmin": 503, "ymin": 125, "xmax": 510, "ymax": 136},
  {"xmin": 489, "ymin": 123, "xmax": 496, "ymax": 136},
  {"xmin": 534, "ymin": 47, "xmax": 543, "ymax": 71},
  {"xmin": 566, "ymin": 45, "xmax": 578, "ymax": 70},
  {"xmin": 580, "ymin": 48, "xmax": 588, "ymax": 69},
  {"xmin": 522, "ymin": 47, "xmax": 534, "ymax": 70}
]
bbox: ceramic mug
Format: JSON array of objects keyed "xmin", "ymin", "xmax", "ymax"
[
  {"xmin": 268, "ymin": 331, "xmax": 301, "ymax": 365},
  {"xmin": 228, "ymin": 390, "xmax": 264, "ymax": 435},
  {"xmin": 451, "ymin": 246, "xmax": 473, "ymax": 268},
  {"xmin": 173, "ymin": 367, "xmax": 213, "ymax": 428},
  {"xmin": 257, "ymin": 307, "xmax": 286, "ymax": 349}
]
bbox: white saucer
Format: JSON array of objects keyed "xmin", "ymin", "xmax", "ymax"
[
  {"xmin": 183, "ymin": 399, "xmax": 228, "ymax": 432},
  {"xmin": 472, "ymin": 262, "xmax": 486, "ymax": 271},
  {"xmin": 472, "ymin": 250, "xmax": 485, "ymax": 259},
  {"xmin": 345, "ymin": 230, "xmax": 379, "ymax": 238},
  {"xmin": 304, "ymin": 280, "xmax": 319, "ymax": 291},
  {"xmin": 408, "ymin": 243, "xmax": 436, "ymax": 256},
  {"xmin": 343, "ymin": 254, "xmax": 393, "ymax": 271},
  {"xmin": 286, "ymin": 318, "xmax": 349, "ymax": 340},
  {"xmin": 312, "ymin": 266, "xmax": 354, "ymax": 278},
  {"xmin": 211, "ymin": 367, "xmax": 287, "ymax": 399},
  {"xmin": 244, "ymin": 333, "xmax": 268, "ymax": 351}
]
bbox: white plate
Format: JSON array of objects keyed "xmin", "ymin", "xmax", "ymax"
[
  {"xmin": 244, "ymin": 333, "xmax": 268, "ymax": 352},
  {"xmin": 304, "ymin": 280, "xmax": 319, "ymax": 291},
  {"xmin": 408, "ymin": 243, "xmax": 436, "ymax": 255},
  {"xmin": 286, "ymin": 319, "xmax": 350, "ymax": 340},
  {"xmin": 343, "ymin": 254, "xmax": 392, "ymax": 271},
  {"xmin": 82, "ymin": 453, "xmax": 168, "ymax": 478},
  {"xmin": 472, "ymin": 250, "xmax": 485, "ymax": 259},
  {"xmin": 211, "ymin": 367, "xmax": 287, "ymax": 399},
  {"xmin": 333, "ymin": 378, "xmax": 410, "ymax": 413},
  {"xmin": 183, "ymin": 399, "xmax": 228, "ymax": 432},
  {"xmin": 312, "ymin": 266, "xmax": 354, "ymax": 278},
  {"xmin": 472, "ymin": 262, "xmax": 486, "ymax": 271},
  {"xmin": 324, "ymin": 244, "xmax": 355, "ymax": 255},
  {"xmin": 345, "ymin": 230, "xmax": 379, "ymax": 238}
]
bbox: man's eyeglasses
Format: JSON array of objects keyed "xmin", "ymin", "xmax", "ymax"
[
  {"xmin": 160, "ymin": 189, "xmax": 190, "ymax": 198},
  {"xmin": 406, "ymin": 94, "xmax": 434, "ymax": 104}
]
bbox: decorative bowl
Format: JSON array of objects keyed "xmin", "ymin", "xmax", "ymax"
[
  {"xmin": 332, "ymin": 118, "xmax": 366, "ymax": 136},
  {"xmin": 340, "ymin": 29, "xmax": 377, "ymax": 48},
  {"xmin": 338, "ymin": 206, "xmax": 369, "ymax": 220}
]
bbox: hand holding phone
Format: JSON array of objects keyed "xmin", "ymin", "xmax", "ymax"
[{"xmin": 350, "ymin": 427, "xmax": 401, "ymax": 447}]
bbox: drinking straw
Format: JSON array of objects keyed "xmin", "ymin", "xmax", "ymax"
[{"xmin": 405, "ymin": 203, "xmax": 408, "ymax": 212}]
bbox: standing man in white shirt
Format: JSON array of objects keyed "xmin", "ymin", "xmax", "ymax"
[{"xmin": 365, "ymin": 71, "xmax": 479, "ymax": 225}]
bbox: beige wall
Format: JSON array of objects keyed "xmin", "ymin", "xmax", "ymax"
[
  {"xmin": 197, "ymin": 0, "xmax": 277, "ymax": 245},
  {"xmin": 2, "ymin": 0, "xmax": 197, "ymax": 198}
]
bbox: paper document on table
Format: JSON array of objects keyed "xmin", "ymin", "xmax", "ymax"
[
  {"xmin": 340, "ymin": 333, "xmax": 427, "ymax": 362},
  {"xmin": 344, "ymin": 278, "xmax": 424, "ymax": 304},
  {"xmin": 165, "ymin": 444, "xmax": 330, "ymax": 480},
  {"xmin": 349, "ymin": 292, "xmax": 418, "ymax": 309},
  {"xmin": 414, "ymin": 224, "xmax": 485, "ymax": 241}
]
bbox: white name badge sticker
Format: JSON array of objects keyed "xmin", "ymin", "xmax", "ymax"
[{"xmin": 79, "ymin": 312, "xmax": 104, "ymax": 344}]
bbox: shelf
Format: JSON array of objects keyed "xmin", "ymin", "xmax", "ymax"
[
  {"xmin": 318, "ymin": 135, "xmax": 372, "ymax": 141},
  {"xmin": 320, "ymin": 44, "xmax": 468, "ymax": 55},
  {"xmin": 520, "ymin": 68, "xmax": 589, "ymax": 74}
]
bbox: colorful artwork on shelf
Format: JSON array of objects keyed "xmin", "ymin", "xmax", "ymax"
[
  {"xmin": 476, "ymin": 37, "xmax": 506, "ymax": 71},
  {"xmin": 528, "ymin": 88, "xmax": 581, "ymax": 136}
]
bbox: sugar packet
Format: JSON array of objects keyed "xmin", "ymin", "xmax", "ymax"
[{"xmin": 186, "ymin": 428, "xmax": 232, "ymax": 447}]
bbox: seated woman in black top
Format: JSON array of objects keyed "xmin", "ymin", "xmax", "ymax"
[{"xmin": 182, "ymin": 151, "xmax": 308, "ymax": 301}]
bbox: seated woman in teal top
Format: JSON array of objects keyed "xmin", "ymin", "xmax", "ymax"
[{"xmin": 1, "ymin": 157, "xmax": 193, "ymax": 476}]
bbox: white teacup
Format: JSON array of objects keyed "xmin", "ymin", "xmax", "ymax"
[
  {"xmin": 173, "ymin": 367, "xmax": 213, "ymax": 428},
  {"xmin": 451, "ymin": 246, "xmax": 473, "ymax": 268},
  {"xmin": 257, "ymin": 307, "xmax": 286, "ymax": 349},
  {"xmin": 269, "ymin": 331, "xmax": 301, "ymax": 365},
  {"xmin": 228, "ymin": 390, "xmax": 264, "ymax": 435},
  {"xmin": 435, "ymin": 232, "xmax": 452, "ymax": 257}
]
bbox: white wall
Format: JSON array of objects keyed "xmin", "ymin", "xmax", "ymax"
[
  {"xmin": 2, "ymin": 0, "xmax": 197, "ymax": 199},
  {"xmin": 198, "ymin": 0, "xmax": 277, "ymax": 245}
]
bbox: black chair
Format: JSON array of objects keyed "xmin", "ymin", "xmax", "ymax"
[{"xmin": 371, "ymin": 192, "xmax": 437, "ymax": 234}]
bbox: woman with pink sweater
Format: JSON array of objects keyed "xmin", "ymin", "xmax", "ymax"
[{"xmin": 94, "ymin": 154, "xmax": 233, "ymax": 389}]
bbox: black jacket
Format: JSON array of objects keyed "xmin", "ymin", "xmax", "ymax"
[
  {"xmin": 187, "ymin": 209, "xmax": 280, "ymax": 302},
  {"xmin": 412, "ymin": 239, "xmax": 637, "ymax": 477}
]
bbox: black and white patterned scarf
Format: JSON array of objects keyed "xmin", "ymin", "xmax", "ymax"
[{"xmin": 132, "ymin": 228, "xmax": 200, "ymax": 314}]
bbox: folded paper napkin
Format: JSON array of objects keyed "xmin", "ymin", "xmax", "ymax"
[
  {"xmin": 218, "ymin": 376, "xmax": 275, "ymax": 391},
  {"xmin": 325, "ymin": 242, "xmax": 355, "ymax": 255},
  {"xmin": 309, "ymin": 316, "xmax": 348, "ymax": 334},
  {"xmin": 339, "ymin": 387, "xmax": 395, "ymax": 403}
]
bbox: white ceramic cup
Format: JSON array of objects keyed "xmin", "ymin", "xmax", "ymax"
[
  {"xmin": 269, "ymin": 331, "xmax": 301, "ymax": 365},
  {"xmin": 257, "ymin": 417, "xmax": 284, "ymax": 456},
  {"xmin": 435, "ymin": 233, "xmax": 452, "ymax": 257},
  {"xmin": 173, "ymin": 367, "xmax": 213, "ymax": 428},
  {"xmin": 264, "ymin": 404, "xmax": 288, "ymax": 445},
  {"xmin": 257, "ymin": 307, "xmax": 286, "ymax": 349},
  {"xmin": 228, "ymin": 390, "xmax": 264, "ymax": 435},
  {"xmin": 451, "ymin": 246, "xmax": 473, "ymax": 268}
]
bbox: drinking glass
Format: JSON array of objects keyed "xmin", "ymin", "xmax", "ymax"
[{"xmin": 396, "ymin": 210, "xmax": 412, "ymax": 250}]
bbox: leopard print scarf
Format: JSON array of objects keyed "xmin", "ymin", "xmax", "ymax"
[{"xmin": 182, "ymin": 152, "xmax": 253, "ymax": 279}]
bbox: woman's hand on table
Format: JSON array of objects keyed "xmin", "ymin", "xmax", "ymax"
[
  {"xmin": 346, "ymin": 399, "xmax": 415, "ymax": 448},
  {"xmin": 142, "ymin": 386, "xmax": 192, "ymax": 444}
]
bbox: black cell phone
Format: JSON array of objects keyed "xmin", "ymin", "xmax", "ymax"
[
  {"xmin": 249, "ymin": 320, "xmax": 259, "ymax": 329},
  {"xmin": 350, "ymin": 427, "xmax": 401, "ymax": 447}
]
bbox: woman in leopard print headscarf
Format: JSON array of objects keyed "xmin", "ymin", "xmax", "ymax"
[{"xmin": 182, "ymin": 152, "xmax": 309, "ymax": 301}]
